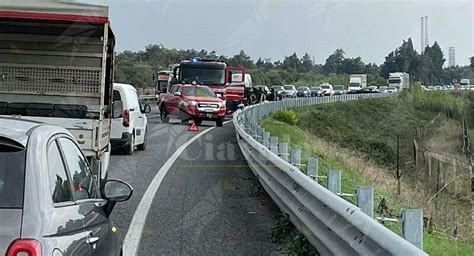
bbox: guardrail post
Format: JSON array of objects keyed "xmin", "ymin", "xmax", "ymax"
[
  {"xmin": 270, "ymin": 136, "xmax": 279, "ymax": 154},
  {"xmin": 402, "ymin": 209, "xmax": 423, "ymax": 249},
  {"xmin": 279, "ymin": 142, "xmax": 289, "ymax": 162},
  {"xmin": 290, "ymin": 148, "xmax": 301, "ymax": 168},
  {"xmin": 327, "ymin": 170, "xmax": 341, "ymax": 194},
  {"xmin": 356, "ymin": 186, "xmax": 374, "ymax": 218},
  {"xmin": 306, "ymin": 157, "xmax": 319, "ymax": 181},
  {"xmin": 262, "ymin": 132, "xmax": 270, "ymax": 148}
]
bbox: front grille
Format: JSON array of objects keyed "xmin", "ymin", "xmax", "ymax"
[{"xmin": 198, "ymin": 103, "xmax": 219, "ymax": 108}]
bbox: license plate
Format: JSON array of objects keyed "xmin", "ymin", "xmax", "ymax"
[
  {"xmin": 207, "ymin": 114, "xmax": 213, "ymax": 118},
  {"xmin": 204, "ymin": 109, "xmax": 214, "ymax": 113}
]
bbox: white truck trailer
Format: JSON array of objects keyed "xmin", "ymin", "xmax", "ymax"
[
  {"xmin": 388, "ymin": 72, "xmax": 410, "ymax": 90},
  {"xmin": 348, "ymin": 74, "xmax": 367, "ymax": 93},
  {"xmin": 0, "ymin": 1, "xmax": 115, "ymax": 180}
]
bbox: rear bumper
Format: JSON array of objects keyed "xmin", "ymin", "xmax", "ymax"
[{"xmin": 111, "ymin": 132, "xmax": 131, "ymax": 149}]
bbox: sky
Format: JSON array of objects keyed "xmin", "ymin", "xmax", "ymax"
[{"xmin": 89, "ymin": 0, "xmax": 473, "ymax": 66}]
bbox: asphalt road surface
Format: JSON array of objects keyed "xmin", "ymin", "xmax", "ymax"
[{"xmin": 108, "ymin": 110, "xmax": 283, "ymax": 255}]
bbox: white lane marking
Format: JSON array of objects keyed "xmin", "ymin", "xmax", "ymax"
[{"xmin": 123, "ymin": 119, "xmax": 232, "ymax": 255}]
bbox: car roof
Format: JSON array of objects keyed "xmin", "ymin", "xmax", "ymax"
[
  {"xmin": 114, "ymin": 83, "xmax": 137, "ymax": 91},
  {"xmin": 0, "ymin": 117, "xmax": 41, "ymax": 147}
]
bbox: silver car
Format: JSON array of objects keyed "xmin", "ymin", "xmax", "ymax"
[{"xmin": 0, "ymin": 117, "xmax": 132, "ymax": 256}]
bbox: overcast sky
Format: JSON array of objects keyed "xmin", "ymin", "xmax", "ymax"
[{"xmin": 95, "ymin": 0, "xmax": 472, "ymax": 65}]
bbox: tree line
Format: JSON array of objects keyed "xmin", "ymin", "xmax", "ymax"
[{"xmin": 115, "ymin": 39, "xmax": 474, "ymax": 88}]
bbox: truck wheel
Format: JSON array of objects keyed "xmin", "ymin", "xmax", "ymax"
[
  {"xmin": 216, "ymin": 118, "xmax": 223, "ymax": 127},
  {"xmin": 160, "ymin": 107, "xmax": 170, "ymax": 123},
  {"xmin": 124, "ymin": 134, "xmax": 134, "ymax": 155},
  {"xmin": 137, "ymin": 129, "xmax": 147, "ymax": 151}
]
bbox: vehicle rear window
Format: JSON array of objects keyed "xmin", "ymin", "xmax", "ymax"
[{"xmin": 0, "ymin": 139, "xmax": 26, "ymax": 208}]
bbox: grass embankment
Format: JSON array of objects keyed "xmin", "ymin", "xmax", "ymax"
[{"xmin": 261, "ymin": 90, "xmax": 474, "ymax": 256}]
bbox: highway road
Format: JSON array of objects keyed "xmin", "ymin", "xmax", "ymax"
[{"xmin": 108, "ymin": 110, "xmax": 283, "ymax": 255}]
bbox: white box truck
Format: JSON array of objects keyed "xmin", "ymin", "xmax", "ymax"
[
  {"xmin": 0, "ymin": 1, "xmax": 115, "ymax": 180},
  {"xmin": 348, "ymin": 74, "xmax": 367, "ymax": 93},
  {"xmin": 388, "ymin": 72, "xmax": 410, "ymax": 90}
]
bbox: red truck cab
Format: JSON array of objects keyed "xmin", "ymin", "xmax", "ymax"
[{"xmin": 158, "ymin": 84, "xmax": 226, "ymax": 127}]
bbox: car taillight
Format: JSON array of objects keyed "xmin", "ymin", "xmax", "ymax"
[
  {"xmin": 6, "ymin": 239, "xmax": 41, "ymax": 256},
  {"xmin": 123, "ymin": 109, "xmax": 130, "ymax": 127}
]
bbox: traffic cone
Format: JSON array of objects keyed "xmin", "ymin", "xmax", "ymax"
[{"xmin": 188, "ymin": 121, "xmax": 199, "ymax": 132}]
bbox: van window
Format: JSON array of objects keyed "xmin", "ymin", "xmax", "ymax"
[{"xmin": 47, "ymin": 141, "xmax": 72, "ymax": 203}]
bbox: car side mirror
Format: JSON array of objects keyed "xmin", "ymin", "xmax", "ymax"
[
  {"xmin": 103, "ymin": 179, "xmax": 133, "ymax": 202},
  {"xmin": 142, "ymin": 104, "xmax": 152, "ymax": 114},
  {"xmin": 216, "ymin": 93, "xmax": 223, "ymax": 99},
  {"xmin": 174, "ymin": 91, "xmax": 182, "ymax": 97}
]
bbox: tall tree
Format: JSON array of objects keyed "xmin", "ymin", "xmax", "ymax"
[
  {"xmin": 228, "ymin": 50, "xmax": 255, "ymax": 69},
  {"xmin": 323, "ymin": 49, "xmax": 345, "ymax": 74},
  {"xmin": 470, "ymin": 56, "xmax": 474, "ymax": 68},
  {"xmin": 280, "ymin": 52, "xmax": 301, "ymax": 71},
  {"xmin": 342, "ymin": 57, "xmax": 365, "ymax": 74},
  {"xmin": 300, "ymin": 53, "xmax": 314, "ymax": 73}
]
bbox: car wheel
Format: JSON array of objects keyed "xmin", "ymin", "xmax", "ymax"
[
  {"xmin": 216, "ymin": 118, "xmax": 223, "ymax": 127},
  {"xmin": 160, "ymin": 107, "xmax": 170, "ymax": 123},
  {"xmin": 137, "ymin": 128, "xmax": 147, "ymax": 151},
  {"xmin": 124, "ymin": 134, "xmax": 134, "ymax": 155}
]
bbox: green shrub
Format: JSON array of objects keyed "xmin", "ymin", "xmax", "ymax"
[{"xmin": 273, "ymin": 109, "xmax": 300, "ymax": 125}]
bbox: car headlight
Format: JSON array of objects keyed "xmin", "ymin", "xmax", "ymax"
[
  {"xmin": 186, "ymin": 100, "xmax": 198, "ymax": 106},
  {"xmin": 217, "ymin": 101, "xmax": 224, "ymax": 107}
]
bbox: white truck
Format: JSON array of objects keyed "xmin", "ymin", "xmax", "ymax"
[
  {"xmin": 0, "ymin": 1, "xmax": 115, "ymax": 180},
  {"xmin": 348, "ymin": 74, "xmax": 367, "ymax": 93},
  {"xmin": 388, "ymin": 72, "xmax": 410, "ymax": 90},
  {"xmin": 460, "ymin": 79, "xmax": 470, "ymax": 90}
]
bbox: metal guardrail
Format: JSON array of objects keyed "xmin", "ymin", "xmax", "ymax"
[{"xmin": 233, "ymin": 94, "xmax": 428, "ymax": 256}]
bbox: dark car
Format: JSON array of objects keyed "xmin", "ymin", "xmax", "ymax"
[
  {"xmin": 0, "ymin": 117, "xmax": 132, "ymax": 256},
  {"xmin": 361, "ymin": 86, "xmax": 380, "ymax": 93},
  {"xmin": 333, "ymin": 85, "xmax": 346, "ymax": 95},
  {"xmin": 310, "ymin": 87, "xmax": 324, "ymax": 97},
  {"xmin": 296, "ymin": 86, "xmax": 311, "ymax": 97}
]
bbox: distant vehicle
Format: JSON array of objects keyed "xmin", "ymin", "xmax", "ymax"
[
  {"xmin": 333, "ymin": 85, "xmax": 345, "ymax": 95},
  {"xmin": 379, "ymin": 86, "xmax": 389, "ymax": 93},
  {"xmin": 388, "ymin": 72, "xmax": 410, "ymax": 90},
  {"xmin": 271, "ymin": 85, "xmax": 285, "ymax": 100},
  {"xmin": 310, "ymin": 87, "xmax": 324, "ymax": 97},
  {"xmin": 434, "ymin": 86, "xmax": 442, "ymax": 91},
  {"xmin": 320, "ymin": 83, "xmax": 334, "ymax": 96},
  {"xmin": 348, "ymin": 74, "xmax": 367, "ymax": 93},
  {"xmin": 111, "ymin": 83, "xmax": 151, "ymax": 155},
  {"xmin": 460, "ymin": 79, "xmax": 470, "ymax": 87},
  {"xmin": 154, "ymin": 70, "xmax": 171, "ymax": 97},
  {"xmin": 441, "ymin": 85, "xmax": 448, "ymax": 91},
  {"xmin": 296, "ymin": 86, "xmax": 311, "ymax": 97},
  {"xmin": 361, "ymin": 86, "xmax": 379, "ymax": 93},
  {"xmin": 283, "ymin": 85, "xmax": 297, "ymax": 98},
  {"xmin": 0, "ymin": 117, "xmax": 132, "ymax": 256},
  {"xmin": 226, "ymin": 72, "xmax": 251, "ymax": 112},
  {"xmin": 386, "ymin": 87, "xmax": 398, "ymax": 93},
  {"xmin": 158, "ymin": 84, "xmax": 226, "ymax": 127}
]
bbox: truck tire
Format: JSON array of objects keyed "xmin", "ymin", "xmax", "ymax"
[
  {"xmin": 124, "ymin": 134, "xmax": 134, "ymax": 155},
  {"xmin": 216, "ymin": 118, "xmax": 223, "ymax": 127},
  {"xmin": 137, "ymin": 129, "xmax": 147, "ymax": 151},
  {"xmin": 160, "ymin": 107, "xmax": 170, "ymax": 123}
]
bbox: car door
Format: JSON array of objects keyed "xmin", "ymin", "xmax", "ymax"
[
  {"xmin": 45, "ymin": 138, "xmax": 92, "ymax": 256},
  {"xmin": 168, "ymin": 85, "xmax": 180, "ymax": 115},
  {"xmin": 131, "ymin": 90, "xmax": 146, "ymax": 145},
  {"xmin": 57, "ymin": 137, "xmax": 118, "ymax": 256}
]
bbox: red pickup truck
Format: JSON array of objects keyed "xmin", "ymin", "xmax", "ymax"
[{"xmin": 158, "ymin": 84, "xmax": 226, "ymax": 127}]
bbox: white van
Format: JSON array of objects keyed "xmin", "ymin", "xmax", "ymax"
[
  {"xmin": 320, "ymin": 83, "xmax": 334, "ymax": 96},
  {"xmin": 111, "ymin": 83, "xmax": 151, "ymax": 155}
]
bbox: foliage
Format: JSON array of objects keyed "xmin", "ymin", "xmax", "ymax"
[
  {"xmin": 272, "ymin": 214, "xmax": 319, "ymax": 256},
  {"xmin": 114, "ymin": 42, "xmax": 472, "ymax": 88},
  {"xmin": 272, "ymin": 109, "xmax": 300, "ymax": 125}
]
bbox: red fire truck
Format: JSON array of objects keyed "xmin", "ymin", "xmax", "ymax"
[{"xmin": 168, "ymin": 58, "xmax": 247, "ymax": 112}]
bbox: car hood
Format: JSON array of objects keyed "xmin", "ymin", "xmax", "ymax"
[
  {"xmin": 184, "ymin": 96, "xmax": 223, "ymax": 103},
  {"xmin": 0, "ymin": 209, "xmax": 22, "ymax": 255},
  {"xmin": 284, "ymin": 90, "xmax": 295, "ymax": 93}
]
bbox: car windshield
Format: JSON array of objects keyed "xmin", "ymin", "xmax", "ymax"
[
  {"xmin": 180, "ymin": 67, "xmax": 225, "ymax": 85},
  {"xmin": 297, "ymin": 87, "xmax": 308, "ymax": 90},
  {"xmin": 388, "ymin": 79, "xmax": 401, "ymax": 83},
  {"xmin": 311, "ymin": 87, "xmax": 321, "ymax": 91},
  {"xmin": 272, "ymin": 86, "xmax": 284, "ymax": 90},
  {"xmin": 0, "ymin": 140, "xmax": 26, "ymax": 208},
  {"xmin": 334, "ymin": 85, "xmax": 344, "ymax": 90},
  {"xmin": 321, "ymin": 85, "xmax": 330, "ymax": 89},
  {"xmin": 284, "ymin": 86, "xmax": 294, "ymax": 90},
  {"xmin": 182, "ymin": 86, "xmax": 216, "ymax": 97}
]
